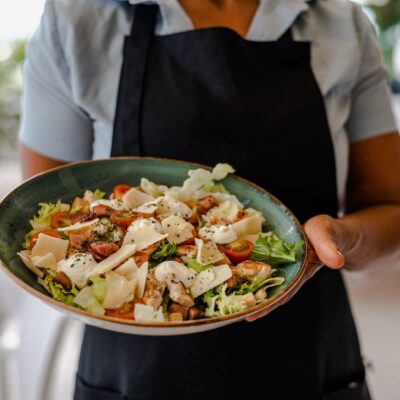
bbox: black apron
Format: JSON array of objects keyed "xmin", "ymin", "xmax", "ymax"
[{"xmin": 74, "ymin": 4, "xmax": 370, "ymax": 400}]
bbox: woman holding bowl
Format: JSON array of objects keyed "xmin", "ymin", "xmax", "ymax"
[{"xmin": 19, "ymin": 0, "xmax": 400, "ymax": 399}]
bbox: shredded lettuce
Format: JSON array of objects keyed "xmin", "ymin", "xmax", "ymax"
[
  {"xmin": 249, "ymin": 233, "xmax": 304, "ymax": 266},
  {"xmin": 23, "ymin": 200, "xmax": 63, "ymax": 249},
  {"xmin": 140, "ymin": 178, "xmax": 166, "ymax": 197},
  {"xmin": 182, "ymin": 256, "xmax": 213, "ymax": 273},
  {"xmin": 231, "ymin": 276, "xmax": 285, "ymax": 296},
  {"xmin": 204, "ymin": 284, "xmax": 253, "ymax": 317},
  {"xmin": 30, "ymin": 200, "xmax": 62, "ymax": 231},
  {"xmin": 206, "ymin": 183, "xmax": 229, "ymax": 194},
  {"xmin": 203, "ymin": 200, "xmax": 242, "ymax": 223},
  {"xmin": 38, "ymin": 270, "xmax": 80, "ymax": 307},
  {"xmin": 202, "ymin": 274, "xmax": 285, "ymax": 317},
  {"xmin": 182, "ymin": 164, "xmax": 235, "ymax": 192},
  {"xmin": 211, "ymin": 163, "xmax": 235, "ymax": 180},
  {"xmin": 231, "ymin": 278, "xmax": 265, "ymax": 296},
  {"xmin": 149, "ymin": 240, "xmax": 176, "ymax": 267},
  {"xmin": 23, "ymin": 230, "xmax": 38, "ymax": 249}
]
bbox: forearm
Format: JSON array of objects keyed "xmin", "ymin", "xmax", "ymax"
[{"xmin": 337, "ymin": 204, "xmax": 400, "ymax": 271}]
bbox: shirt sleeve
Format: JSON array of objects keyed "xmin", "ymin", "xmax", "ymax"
[
  {"xmin": 18, "ymin": 1, "xmax": 94, "ymax": 162},
  {"xmin": 345, "ymin": 6, "xmax": 398, "ymax": 143}
]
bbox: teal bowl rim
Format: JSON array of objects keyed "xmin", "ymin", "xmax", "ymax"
[{"xmin": 0, "ymin": 156, "xmax": 309, "ymax": 328}]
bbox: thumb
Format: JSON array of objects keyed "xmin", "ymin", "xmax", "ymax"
[{"xmin": 304, "ymin": 215, "xmax": 345, "ymax": 269}]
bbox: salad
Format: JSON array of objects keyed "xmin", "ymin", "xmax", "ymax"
[{"xmin": 18, "ymin": 163, "xmax": 303, "ymax": 322}]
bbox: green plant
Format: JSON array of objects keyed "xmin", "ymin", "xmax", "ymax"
[{"xmin": 0, "ymin": 39, "xmax": 26, "ymax": 160}]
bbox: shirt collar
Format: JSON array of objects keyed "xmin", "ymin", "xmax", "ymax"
[{"xmin": 122, "ymin": 0, "xmax": 313, "ymax": 40}]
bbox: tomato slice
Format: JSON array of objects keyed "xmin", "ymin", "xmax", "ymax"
[
  {"xmin": 51, "ymin": 212, "xmax": 73, "ymax": 228},
  {"xmin": 113, "ymin": 184, "xmax": 132, "ymax": 201},
  {"xmin": 222, "ymin": 239, "xmax": 254, "ymax": 264},
  {"xmin": 30, "ymin": 230, "xmax": 62, "ymax": 249},
  {"xmin": 105, "ymin": 299, "xmax": 145, "ymax": 320},
  {"xmin": 110, "ymin": 211, "xmax": 144, "ymax": 227}
]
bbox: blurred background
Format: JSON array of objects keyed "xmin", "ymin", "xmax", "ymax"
[{"xmin": 0, "ymin": 1, "xmax": 399, "ymax": 399}]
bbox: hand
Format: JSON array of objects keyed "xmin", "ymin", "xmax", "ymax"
[{"xmin": 246, "ymin": 214, "xmax": 347, "ymax": 322}]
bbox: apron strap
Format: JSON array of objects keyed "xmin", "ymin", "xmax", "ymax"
[{"xmin": 111, "ymin": 4, "xmax": 158, "ymax": 157}]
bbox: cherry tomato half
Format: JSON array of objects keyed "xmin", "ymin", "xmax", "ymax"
[
  {"xmin": 113, "ymin": 184, "xmax": 132, "ymax": 201},
  {"xmin": 222, "ymin": 239, "xmax": 254, "ymax": 264},
  {"xmin": 51, "ymin": 212, "xmax": 73, "ymax": 228},
  {"xmin": 30, "ymin": 230, "xmax": 62, "ymax": 249},
  {"xmin": 110, "ymin": 211, "xmax": 147, "ymax": 227}
]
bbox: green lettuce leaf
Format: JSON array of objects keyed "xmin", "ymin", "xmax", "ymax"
[
  {"xmin": 30, "ymin": 200, "xmax": 62, "ymax": 231},
  {"xmin": 37, "ymin": 270, "xmax": 80, "ymax": 307},
  {"xmin": 182, "ymin": 256, "xmax": 213, "ymax": 273},
  {"xmin": 203, "ymin": 183, "xmax": 229, "ymax": 194},
  {"xmin": 23, "ymin": 200, "xmax": 63, "ymax": 249},
  {"xmin": 73, "ymin": 286, "xmax": 105, "ymax": 315},
  {"xmin": 249, "ymin": 233, "xmax": 304, "ymax": 266},
  {"xmin": 149, "ymin": 240, "xmax": 176, "ymax": 267},
  {"xmin": 204, "ymin": 284, "xmax": 251, "ymax": 317},
  {"xmin": 231, "ymin": 276, "xmax": 285, "ymax": 296},
  {"xmin": 89, "ymin": 275, "xmax": 107, "ymax": 303},
  {"xmin": 93, "ymin": 189, "xmax": 106, "ymax": 200}
]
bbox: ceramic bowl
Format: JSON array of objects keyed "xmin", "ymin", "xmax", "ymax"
[{"xmin": 0, "ymin": 158, "xmax": 310, "ymax": 336}]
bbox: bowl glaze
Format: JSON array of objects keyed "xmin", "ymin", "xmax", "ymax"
[{"xmin": 0, "ymin": 157, "xmax": 309, "ymax": 335}]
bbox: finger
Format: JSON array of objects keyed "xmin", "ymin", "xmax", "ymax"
[
  {"xmin": 304, "ymin": 215, "xmax": 345, "ymax": 269},
  {"xmin": 246, "ymin": 310, "xmax": 269, "ymax": 322}
]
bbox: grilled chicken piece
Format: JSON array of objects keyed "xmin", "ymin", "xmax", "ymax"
[
  {"xmin": 143, "ymin": 289, "xmax": 164, "ymax": 310},
  {"xmin": 188, "ymin": 306, "xmax": 201, "ymax": 320},
  {"xmin": 215, "ymin": 250, "xmax": 233, "ymax": 266},
  {"xmin": 54, "ymin": 271, "xmax": 73, "ymax": 291},
  {"xmin": 197, "ymin": 195, "xmax": 218, "ymax": 215},
  {"xmin": 69, "ymin": 232, "xmax": 90, "ymax": 252},
  {"xmin": 176, "ymin": 245, "xmax": 197, "ymax": 258},
  {"xmin": 143, "ymin": 269, "xmax": 166, "ymax": 310},
  {"xmin": 141, "ymin": 242, "xmax": 161, "ymax": 256},
  {"xmin": 233, "ymin": 260, "xmax": 272, "ymax": 282},
  {"xmin": 166, "ymin": 278, "xmax": 194, "ymax": 307},
  {"xmin": 226, "ymin": 273, "xmax": 238, "ymax": 288},
  {"xmin": 90, "ymin": 241, "xmax": 119, "ymax": 258}
]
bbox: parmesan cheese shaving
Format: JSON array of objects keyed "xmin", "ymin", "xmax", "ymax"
[
  {"xmin": 161, "ymin": 214, "xmax": 194, "ymax": 244},
  {"xmin": 31, "ymin": 253, "xmax": 57, "ymax": 270},
  {"xmin": 122, "ymin": 227, "xmax": 168, "ymax": 250},
  {"xmin": 122, "ymin": 188, "xmax": 155, "ymax": 209},
  {"xmin": 90, "ymin": 244, "xmax": 137, "ymax": 276},
  {"xmin": 56, "ymin": 218, "xmax": 99, "ymax": 232},
  {"xmin": 195, "ymin": 238, "xmax": 224, "ymax": 266},
  {"xmin": 31, "ymin": 234, "xmax": 69, "ymax": 262}
]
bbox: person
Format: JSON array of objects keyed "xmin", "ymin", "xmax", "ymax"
[{"xmin": 19, "ymin": 0, "xmax": 400, "ymax": 399}]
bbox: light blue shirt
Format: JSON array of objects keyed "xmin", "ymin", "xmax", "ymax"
[{"xmin": 19, "ymin": 0, "xmax": 397, "ymax": 206}]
